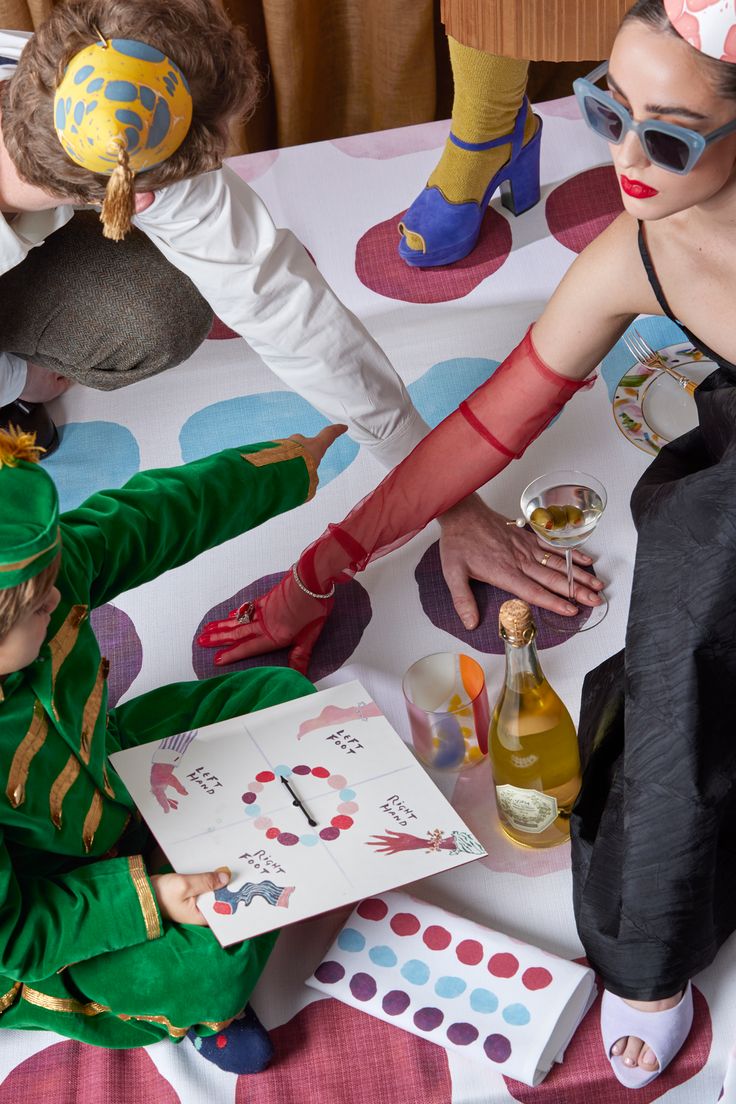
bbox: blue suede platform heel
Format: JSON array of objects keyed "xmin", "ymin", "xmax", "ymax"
[{"xmin": 398, "ymin": 99, "xmax": 542, "ymax": 268}]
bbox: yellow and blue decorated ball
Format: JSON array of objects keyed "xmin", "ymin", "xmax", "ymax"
[{"xmin": 53, "ymin": 38, "xmax": 193, "ymax": 175}]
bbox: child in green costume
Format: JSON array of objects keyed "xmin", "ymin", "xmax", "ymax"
[{"xmin": 0, "ymin": 421, "xmax": 342, "ymax": 1073}]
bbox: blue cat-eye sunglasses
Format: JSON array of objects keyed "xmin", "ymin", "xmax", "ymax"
[{"xmin": 573, "ymin": 62, "xmax": 736, "ymax": 174}]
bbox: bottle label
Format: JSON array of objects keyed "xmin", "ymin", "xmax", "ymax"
[{"xmin": 495, "ymin": 784, "xmax": 558, "ymax": 834}]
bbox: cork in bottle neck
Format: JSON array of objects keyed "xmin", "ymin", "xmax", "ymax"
[{"xmin": 498, "ymin": 600, "xmax": 536, "ymax": 647}]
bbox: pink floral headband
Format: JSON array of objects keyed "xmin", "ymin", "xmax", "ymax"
[{"xmin": 664, "ymin": 0, "xmax": 736, "ymax": 62}]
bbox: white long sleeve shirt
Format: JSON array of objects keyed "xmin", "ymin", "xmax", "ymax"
[{"xmin": 0, "ymin": 30, "xmax": 428, "ymax": 467}]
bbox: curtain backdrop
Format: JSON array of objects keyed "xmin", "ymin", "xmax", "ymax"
[{"xmin": 0, "ymin": 0, "xmax": 597, "ymax": 153}]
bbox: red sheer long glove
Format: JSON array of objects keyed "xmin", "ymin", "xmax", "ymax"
[{"xmin": 199, "ymin": 326, "xmax": 591, "ymax": 673}]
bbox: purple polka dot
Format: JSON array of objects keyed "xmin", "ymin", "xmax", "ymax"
[
  {"xmin": 314, "ymin": 961, "xmax": 345, "ymax": 984},
  {"xmin": 349, "ymin": 973, "xmax": 377, "ymax": 1001},
  {"xmin": 278, "ymin": 832, "xmax": 299, "ymax": 846},
  {"xmin": 292, "ymin": 764, "xmax": 311, "ymax": 775},
  {"xmin": 241, "ymin": 792, "xmax": 257, "ymax": 804},
  {"xmin": 484, "ymin": 1034, "xmax": 512, "ymax": 1063},
  {"xmin": 413, "ymin": 1007, "xmax": 444, "ymax": 1031},
  {"xmin": 447, "ymin": 1023, "xmax": 479, "ymax": 1046},
  {"xmin": 319, "ymin": 827, "xmax": 340, "ymax": 841},
  {"xmin": 90, "ymin": 604, "xmax": 142, "ymax": 708},
  {"xmin": 382, "ymin": 990, "xmax": 411, "ymax": 1016}
]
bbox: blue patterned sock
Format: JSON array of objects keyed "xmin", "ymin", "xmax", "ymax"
[{"xmin": 188, "ymin": 1004, "xmax": 274, "ymax": 1075}]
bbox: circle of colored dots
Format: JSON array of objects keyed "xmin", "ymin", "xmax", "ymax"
[
  {"xmin": 249, "ymin": 781, "xmax": 263, "ymax": 793},
  {"xmin": 503, "ymin": 1003, "xmax": 531, "ymax": 1026},
  {"xmin": 447, "ymin": 1023, "xmax": 479, "ymax": 1046},
  {"xmin": 484, "ymin": 1034, "xmax": 512, "ymax": 1063},
  {"xmin": 293, "ymin": 764, "xmax": 311, "ymax": 776},
  {"xmin": 315, "ymin": 960, "xmax": 345, "ymax": 984},
  {"xmin": 339, "ymin": 788, "xmax": 356, "ymax": 801},
  {"xmin": 338, "ymin": 801, "xmax": 359, "ymax": 815},
  {"xmin": 488, "ymin": 953, "xmax": 519, "ymax": 978},
  {"xmin": 312, "ymin": 766, "xmax": 330, "ymax": 779},
  {"xmin": 423, "ymin": 925, "xmax": 452, "ymax": 951},
  {"xmin": 244, "ymin": 804, "xmax": 261, "ymax": 817},
  {"xmin": 401, "ymin": 959, "xmax": 430, "ymax": 985},
  {"xmin": 357, "ymin": 898, "xmax": 388, "ymax": 921},
  {"xmin": 265, "ymin": 827, "xmax": 280, "ymax": 840},
  {"xmin": 255, "ymin": 770, "xmax": 274, "ymax": 783},
  {"xmin": 390, "ymin": 912, "xmax": 421, "ymax": 937},
  {"xmin": 331, "ymin": 815, "xmax": 354, "ymax": 830},
  {"xmin": 369, "ymin": 945, "xmax": 397, "ymax": 967},
  {"xmin": 278, "ymin": 832, "xmax": 299, "ymax": 846},
  {"xmin": 254, "ymin": 816, "xmax": 272, "ymax": 830},
  {"xmin": 241, "ymin": 791, "xmax": 257, "ymax": 804},
  {"xmin": 413, "ymin": 1007, "xmax": 444, "ymax": 1031},
  {"xmin": 337, "ymin": 928, "xmax": 366, "ymax": 952},
  {"xmin": 456, "ymin": 939, "xmax": 484, "ymax": 966},
  {"xmin": 349, "ymin": 973, "xmax": 377, "ymax": 1001},
  {"xmin": 273, "ymin": 765, "xmax": 291, "ymax": 777},
  {"xmin": 522, "ymin": 966, "xmax": 553, "ymax": 991},
  {"xmin": 435, "ymin": 976, "xmax": 466, "ymax": 999},
  {"xmin": 470, "ymin": 988, "xmax": 498, "ymax": 1014},
  {"xmin": 328, "ymin": 774, "xmax": 347, "ymax": 789},
  {"xmin": 320, "ymin": 826, "xmax": 340, "ymax": 841},
  {"xmin": 382, "ymin": 990, "xmax": 410, "ymax": 1016},
  {"xmin": 300, "ymin": 833, "xmax": 319, "ymax": 846},
  {"xmin": 215, "ymin": 1034, "xmax": 227, "ymax": 1049}
]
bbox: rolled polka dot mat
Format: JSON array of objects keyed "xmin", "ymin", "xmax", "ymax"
[{"xmin": 307, "ymin": 890, "xmax": 596, "ymax": 1087}]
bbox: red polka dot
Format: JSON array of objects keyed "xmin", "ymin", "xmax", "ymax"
[
  {"xmin": 207, "ymin": 317, "xmax": 240, "ymax": 340},
  {"xmin": 488, "ymin": 953, "xmax": 519, "ymax": 978},
  {"xmin": 312, "ymin": 766, "xmax": 330, "ymax": 778},
  {"xmin": 212, "ymin": 902, "xmax": 232, "ymax": 915},
  {"xmin": 423, "ymin": 925, "xmax": 452, "ymax": 951},
  {"xmin": 390, "ymin": 912, "xmax": 421, "ymax": 936},
  {"xmin": 265, "ymin": 827, "xmax": 280, "ymax": 840},
  {"xmin": 255, "ymin": 770, "xmax": 275, "ymax": 783},
  {"xmin": 522, "ymin": 966, "xmax": 553, "ymax": 990},
  {"xmin": 215, "ymin": 1034, "xmax": 228, "ymax": 1049},
  {"xmin": 331, "ymin": 815, "xmax": 353, "ymax": 830},
  {"xmin": 546, "ymin": 165, "xmax": 623, "ymax": 255},
  {"xmin": 357, "ymin": 898, "xmax": 388, "ymax": 921},
  {"xmin": 456, "ymin": 939, "xmax": 484, "ymax": 966}
]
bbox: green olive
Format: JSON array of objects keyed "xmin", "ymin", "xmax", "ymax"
[
  {"xmin": 565, "ymin": 505, "xmax": 584, "ymax": 527},
  {"xmin": 530, "ymin": 507, "xmax": 553, "ymax": 530},
  {"xmin": 547, "ymin": 505, "xmax": 568, "ymax": 530}
]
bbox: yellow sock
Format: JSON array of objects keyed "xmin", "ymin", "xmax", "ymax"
[{"xmin": 427, "ymin": 41, "xmax": 537, "ymax": 206}]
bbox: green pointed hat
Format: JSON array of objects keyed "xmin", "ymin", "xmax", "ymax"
[{"xmin": 0, "ymin": 429, "xmax": 60, "ymax": 591}]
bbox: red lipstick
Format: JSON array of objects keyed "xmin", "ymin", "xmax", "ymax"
[{"xmin": 621, "ymin": 176, "xmax": 659, "ymax": 199}]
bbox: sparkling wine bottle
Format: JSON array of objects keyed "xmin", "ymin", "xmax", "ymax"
[{"xmin": 489, "ymin": 600, "xmax": 581, "ymax": 848}]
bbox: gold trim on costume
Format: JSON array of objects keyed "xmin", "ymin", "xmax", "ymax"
[
  {"xmin": 49, "ymin": 755, "xmax": 81, "ymax": 829},
  {"xmin": 241, "ymin": 439, "xmax": 318, "ymax": 501},
  {"xmin": 6, "ymin": 700, "xmax": 48, "ymax": 808},
  {"xmin": 79, "ymin": 660, "xmax": 106, "ymax": 764},
  {"xmin": 0, "ymin": 532, "xmax": 60, "ymax": 573},
  {"xmin": 49, "ymin": 604, "xmax": 87, "ymax": 718},
  {"xmin": 0, "ymin": 982, "xmax": 21, "ymax": 1013},
  {"xmin": 128, "ymin": 855, "xmax": 161, "ymax": 940},
  {"xmin": 102, "ymin": 764, "xmax": 115, "ymax": 798},
  {"xmin": 20, "ymin": 985, "xmax": 108, "ymax": 1017},
  {"xmin": 82, "ymin": 790, "xmax": 104, "ymax": 853}
]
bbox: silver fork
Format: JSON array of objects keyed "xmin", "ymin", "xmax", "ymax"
[{"xmin": 623, "ymin": 328, "xmax": 698, "ymax": 397}]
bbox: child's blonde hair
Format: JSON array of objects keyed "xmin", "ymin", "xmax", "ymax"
[
  {"xmin": 1, "ymin": 0, "xmax": 261, "ymax": 221},
  {"xmin": 0, "ymin": 553, "xmax": 61, "ymax": 641}
]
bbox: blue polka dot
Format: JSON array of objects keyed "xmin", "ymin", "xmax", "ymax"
[
  {"xmin": 180, "ymin": 393, "xmax": 358, "ymax": 489},
  {"xmin": 369, "ymin": 945, "xmax": 397, "ymax": 967},
  {"xmin": 400, "ymin": 960, "xmax": 430, "ymax": 986},
  {"xmin": 73, "ymin": 64, "xmax": 94, "ymax": 85},
  {"xmin": 85, "ymin": 100, "xmax": 98, "ymax": 115},
  {"xmin": 339, "ymin": 788, "xmax": 356, "ymax": 801},
  {"xmin": 111, "ymin": 38, "xmax": 165, "ymax": 63},
  {"xmin": 470, "ymin": 988, "xmax": 499, "ymax": 1014},
  {"xmin": 337, "ymin": 928, "xmax": 366, "ymax": 952},
  {"xmin": 87, "ymin": 77, "xmax": 104, "ymax": 93},
  {"xmin": 104, "ymin": 80, "xmax": 138, "ymax": 103},
  {"xmin": 146, "ymin": 97, "xmax": 171, "ymax": 148},
  {"xmin": 244, "ymin": 804, "xmax": 261, "ymax": 817},
  {"xmin": 115, "ymin": 109, "xmax": 143, "ymax": 129},
  {"xmin": 139, "ymin": 86, "xmax": 155, "ymax": 111},
  {"xmin": 503, "ymin": 1003, "xmax": 531, "ymax": 1026},
  {"xmin": 73, "ymin": 100, "xmax": 85, "ymax": 125},
  {"xmin": 273, "ymin": 765, "xmax": 292, "ymax": 778},
  {"xmin": 408, "ymin": 358, "xmax": 499, "ymax": 429},
  {"xmin": 600, "ymin": 316, "xmax": 687, "ymax": 401},
  {"xmin": 300, "ymin": 834, "xmax": 319, "ymax": 846},
  {"xmin": 55, "ymin": 100, "xmax": 66, "ymax": 129},
  {"xmin": 435, "ymin": 976, "xmax": 467, "ymax": 999},
  {"xmin": 43, "ymin": 422, "xmax": 140, "ymax": 513}
]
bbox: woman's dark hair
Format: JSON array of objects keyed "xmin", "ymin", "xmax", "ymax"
[{"xmin": 623, "ymin": 0, "xmax": 736, "ymax": 100}]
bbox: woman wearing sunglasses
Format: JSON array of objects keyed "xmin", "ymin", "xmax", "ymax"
[{"xmin": 201, "ymin": 0, "xmax": 736, "ymax": 1087}]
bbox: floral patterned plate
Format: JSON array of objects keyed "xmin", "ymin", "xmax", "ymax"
[{"xmin": 613, "ymin": 341, "xmax": 717, "ymax": 455}]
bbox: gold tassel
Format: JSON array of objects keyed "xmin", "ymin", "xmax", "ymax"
[
  {"xmin": 100, "ymin": 142, "xmax": 135, "ymax": 242},
  {"xmin": 0, "ymin": 427, "xmax": 44, "ymax": 468}
]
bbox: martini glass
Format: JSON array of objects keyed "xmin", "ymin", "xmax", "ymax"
[{"xmin": 519, "ymin": 470, "xmax": 607, "ymax": 633}]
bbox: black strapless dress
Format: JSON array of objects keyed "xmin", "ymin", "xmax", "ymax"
[{"xmin": 570, "ymin": 224, "xmax": 736, "ymax": 1001}]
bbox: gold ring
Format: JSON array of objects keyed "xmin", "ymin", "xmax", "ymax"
[{"xmin": 540, "ymin": 552, "xmax": 551, "ymax": 567}]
